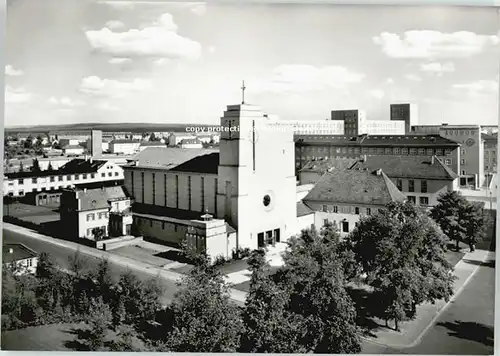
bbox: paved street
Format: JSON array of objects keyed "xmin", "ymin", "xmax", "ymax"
[
  {"xmin": 2, "ymin": 228, "xmax": 180, "ymax": 304},
  {"xmin": 362, "ymin": 262, "xmax": 495, "ymax": 355}
]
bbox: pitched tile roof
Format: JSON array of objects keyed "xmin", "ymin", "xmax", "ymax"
[
  {"xmin": 130, "ymin": 147, "xmax": 219, "ymax": 173},
  {"xmin": 295, "ymin": 134, "xmax": 460, "ymax": 147},
  {"xmin": 76, "ymin": 186, "xmax": 129, "ymax": 211},
  {"xmin": 3, "ymin": 243, "xmax": 37, "ymax": 263},
  {"xmin": 303, "ymin": 169, "xmax": 406, "ymax": 206},
  {"xmin": 297, "ymin": 201, "xmax": 314, "ymax": 217},
  {"xmin": 299, "ymin": 157, "xmax": 358, "ymax": 173},
  {"xmin": 349, "ymin": 155, "xmax": 458, "ymax": 180}
]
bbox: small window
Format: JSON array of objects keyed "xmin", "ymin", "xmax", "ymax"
[
  {"xmin": 408, "ymin": 180, "xmax": 415, "ymax": 193},
  {"xmin": 18, "ymin": 179, "xmax": 23, "ymax": 185},
  {"xmin": 461, "ymin": 159, "xmax": 466, "ymax": 165},
  {"xmin": 366, "ymin": 208, "xmax": 371, "ymax": 215},
  {"xmin": 50, "ymin": 177, "xmax": 55, "ymax": 182},
  {"xmin": 101, "ymin": 173, "xmax": 105, "ymax": 178},
  {"xmin": 355, "ymin": 207, "xmax": 360, "ymax": 215},
  {"xmin": 421, "ymin": 180, "xmax": 428, "ymax": 193},
  {"xmin": 342, "ymin": 221, "xmax": 349, "ymax": 233},
  {"xmin": 445, "ymin": 159, "xmax": 452, "ymax": 165},
  {"xmin": 91, "ymin": 173, "xmax": 95, "ymax": 179},
  {"xmin": 58, "ymin": 176, "xmax": 63, "ymax": 181},
  {"xmin": 333, "ymin": 206, "xmax": 338, "ymax": 213},
  {"xmin": 83, "ymin": 174, "xmax": 87, "ymax": 179},
  {"xmin": 114, "ymin": 172, "xmax": 119, "ymax": 176},
  {"xmin": 75, "ymin": 175, "xmax": 79, "ymax": 181},
  {"xmin": 396, "ymin": 179, "xmax": 403, "ymax": 191},
  {"xmin": 323, "ymin": 219, "xmax": 329, "ymax": 226},
  {"xmin": 407, "ymin": 196, "xmax": 416, "ymax": 203},
  {"xmin": 67, "ymin": 175, "xmax": 71, "ymax": 180},
  {"xmin": 419, "ymin": 196, "xmax": 429, "ymax": 206},
  {"xmin": 32, "ymin": 178, "xmax": 37, "ymax": 183},
  {"xmin": 322, "ymin": 204, "xmax": 328, "ymax": 212}
]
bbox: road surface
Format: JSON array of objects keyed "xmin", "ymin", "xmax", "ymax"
[
  {"xmin": 362, "ymin": 262, "xmax": 495, "ymax": 355},
  {"xmin": 2, "ymin": 228, "xmax": 180, "ymax": 304}
]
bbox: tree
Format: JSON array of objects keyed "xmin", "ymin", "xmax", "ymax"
[
  {"xmin": 92, "ymin": 227, "xmax": 106, "ymax": 241},
  {"xmin": 31, "ymin": 158, "xmax": 41, "ymax": 172},
  {"xmin": 347, "ymin": 201, "xmax": 455, "ymax": 331},
  {"xmin": 240, "ymin": 249, "xmax": 309, "ymax": 353},
  {"xmin": 36, "ymin": 252, "xmax": 57, "ymax": 279},
  {"xmin": 166, "ymin": 255, "xmax": 243, "ymax": 352},
  {"xmin": 431, "ymin": 191, "xmax": 490, "ymax": 251},
  {"xmin": 277, "ymin": 227, "xmax": 362, "ymax": 353},
  {"xmin": 83, "ymin": 297, "xmax": 112, "ymax": 351}
]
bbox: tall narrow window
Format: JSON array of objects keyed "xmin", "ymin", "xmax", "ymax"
[
  {"xmin": 175, "ymin": 175, "xmax": 179, "ymax": 208},
  {"xmin": 164, "ymin": 174, "xmax": 167, "ymax": 206},
  {"xmin": 214, "ymin": 178, "xmax": 218, "ymax": 212},
  {"xmin": 131, "ymin": 171, "xmax": 134, "ymax": 198},
  {"xmin": 188, "ymin": 176, "xmax": 192, "ymax": 211},
  {"xmin": 201, "ymin": 177, "xmax": 205, "ymax": 212},
  {"xmin": 141, "ymin": 172, "xmax": 145, "ymax": 202},
  {"xmin": 421, "ymin": 180, "xmax": 427, "ymax": 193},
  {"xmin": 152, "ymin": 173, "xmax": 156, "ymax": 205},
  {"xmin": 396, "ymin": 179, "xmax": 403, "ymax": 191},
  {"xmin": 408, "ymin": 180, "xmax": 415, "ymax": 192}
]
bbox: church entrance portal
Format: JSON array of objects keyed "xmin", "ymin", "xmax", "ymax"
[{"xmin": 257, "ymin": 228, "xmax": 281, "ymax": 248}]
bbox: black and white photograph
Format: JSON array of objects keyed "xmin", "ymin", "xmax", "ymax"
[{"xmin": 1, "ymin": 0, "xmax": 498, "ymax": 354}]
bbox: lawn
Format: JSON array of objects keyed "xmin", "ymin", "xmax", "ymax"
[{"xmin": 1, "ymin": 323, "xmax": 145, "ymax": 351}]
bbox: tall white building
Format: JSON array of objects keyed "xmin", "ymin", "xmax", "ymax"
[{"xmin": 331, "ymin": 109, "xmax": 406, "ymax": 136}]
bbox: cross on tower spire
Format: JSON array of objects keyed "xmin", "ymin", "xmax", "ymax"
[{"xmin": 241, "ymin": 80, "xmax": 246, "ymax": 104}]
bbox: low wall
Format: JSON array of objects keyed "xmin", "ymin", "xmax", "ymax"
[{"xmin": 99, "ymin": 236, "xmax": 143, "ymax": 251}]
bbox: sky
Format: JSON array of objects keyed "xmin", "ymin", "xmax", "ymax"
[{"xmin": 4, "ymin": 1, "xmax": 500, "ymax": 127}]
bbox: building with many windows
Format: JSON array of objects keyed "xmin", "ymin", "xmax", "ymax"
[
  {"xmin": 349, "ymin": 155, "xmax": 459, "ymax": 207},
  {"xmin": 3, "ymin": 158, "xmax": 124, "ymax": 197},
  {"xmin": 302, "ymin": 169, "xmax": 406, "ymax": 236},
  {"xmin": 390, "ymin": 103, "xmax": 419, "ymax": 134},
  {"xmin": 109, "ymin": 140, "xmax": 141, "ymax": 155},
  {"xmin": 331, "ymin": 109, "xmax": 407, "ymax": 136},
  {"xmin": 483, "ymin": 133, "xmax": 497, "ymax": 174},
  {"xmin": 60, "ymin": 186, "xmax": 132, "ymax": 240},
  {"xmin": 294, "ymin": 134, "xmax": 461, "ymax": 175}
]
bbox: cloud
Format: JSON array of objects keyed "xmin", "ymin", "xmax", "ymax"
[
  {"xmin": 404, "ymin": 73, "xmax": 423, "ymax": 82},
  {"xmin": 190, "ymin": 3, "xmax": 207, "ymax": 16},
  {"xmin": 80, "ymin": 76, "xmax": 152, "ymax": 98},
  {"xmin": 47, "ymin": 96, "xmax": 84, "ymax": 107},
  {"xmin": 420, "ymin": 61, "xmax": 455, "ymax": 74},
  {"xmin": 153, "ymin": 58, "xmax": 169, "ymax": 66},
  {"xmin": 452, "ymin": 80, "xmax": 498, "ymax": 95},
  {"xmin": 85, "ymin": 13, "xmax": 202, "ymax": 61},
  {"xmin": 208, "ymin": 46, "xmax": 216, "ymax": 54},
  {"xmin": 96, "ymin": 102, "xmax": 120, "ymax": 112},
  {"xmin": 369, "ymin": 89, "xmax": 385, "ymax": 100},
  {"xmin": 373, "ymin": 30, "xmax": 499, "ymax": 59},
  {"xmin": 5, "ymin": 86, "xmax": 32, "ymax": 103},
  {"xmin": 385, "ymin": 78, "xmax": 395, "ymax": 85},
  {"xmin": 105, "ymin": 20, "xmax": 125, "ymax": 29},
  {"xmin": 108, "ymin": 57, "xmax": 132, "ymax": 64},
  {"xmin": 255, "ymin": 64, "xmax": 364, "ymax": 93},
  {"xmin": 99, "ymin": 1, "xmax": 135, "ymax": 10},
  {"xmin": 5, "ymin": 65, "xmax": 24, "ymax": 76}
]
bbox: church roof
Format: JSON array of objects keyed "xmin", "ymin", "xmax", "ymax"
[
  {"xmin": 349, "ymin": 155, "xmax": 458, "ymax": 180},
  {"xmin": 303, "ymin": 169, "xmax": 406, "ymax": 207},
  {"xmin": 130, "ymin": 147, "xmax": 219, "ymax": 174}
]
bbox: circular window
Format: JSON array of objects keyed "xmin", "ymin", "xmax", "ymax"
[{"xmin": 263, "ymin": 194, "xmax": 271, "ymax": 207}]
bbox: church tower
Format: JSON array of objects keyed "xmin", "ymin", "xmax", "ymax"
[{"xmin": 217, "ymin": 83, "xmax": 297, "ymax": 250}]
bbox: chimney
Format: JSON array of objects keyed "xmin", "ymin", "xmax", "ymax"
[
  {"xmin": 431, "ymin": 156, "xmax": 435, "ymax": 165},
  {"xmin": 9, "ymin": 248, "xmax": 13, "ymax": 254}
]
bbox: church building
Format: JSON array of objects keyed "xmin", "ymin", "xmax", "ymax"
[{"xmin": 123, "ymin": 103, "xmax": 300, "ymax": 260}]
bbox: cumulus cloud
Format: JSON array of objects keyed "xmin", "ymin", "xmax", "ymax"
[
  {"xmin": 5, "ymin": 86, "xmax": 32, "ymax": 103},
  {"xmin": 99, "ymin": 1, "xmax": 135, "ymax": 10},
  {"xmin": 453, "ymin": 80, "xmax": 498, "ymax": 95},
  {"xmin": 96, "ymin": 102, "xmax": 121, "ymax": 111},
  {"xmin": 208, "ymin": 46, "xmax": 216, "ymax": 54},
  {"xmin": 420, "ymin": 61, "xmax": 455, "ymax": 74},
  {"xmin": 255, "ymin": 64, "xmax": 364, "ymax": 93},
  {"xmin": 369, "ymin": 89, "xmax": 385, "ymax": 100},
  {"xmin": 80, "ymin": 76, "xmax": 152, "ymax": 98},
  {"xmin": 108, "ymin": 57, "xmax": 132, "ymax": 64},
  {"xmin": 373, "ymin": 30, "xmax": 499, "ymax": 59},
  {"xmin": 85, "ymin": 13, "xmax": 202, "ymax": 61},
  {"xmin": 404, "ymin": 73, "xmax": 423, "ymax": 82},
  {"xmin": 47, "ymin": 96, "xmax": 84, "ymax": 107},
  {"xmin": 385, "ymin": 78, "xmax": 395, "ymax": 85},
  {"xmin": 190, "ymin": 3, "xmax": 207, "ymax": 16},
  {"xmin": 5, "ymin": 65, "xmax": 24, "ymax": 76},
  {"xmin": 105, "ymin": 20, "xmax": 125, "ymax": 29}
]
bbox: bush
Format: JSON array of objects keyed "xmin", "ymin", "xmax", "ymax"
[{"xmin": 213, "ymin": 255, "xmax": 228, "ymax": 266}]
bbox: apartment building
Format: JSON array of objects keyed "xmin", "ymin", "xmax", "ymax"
[
  {"xmin": 60, "ymin": 186, "xmax": 132, "ymax": 240},
  {"xmin": 302, "ymin": 169, "xmax": 406, "ymax": 236},
  {"xmin": 295, "ymin": 134, "xmax": 461, "ymax": 174},
  {"xmin": 109, "ymin": 140, "xmax": 141, "ymax": 155},
  {"xmin": 3, "ymin": 158, "xmax": 124, "ymax": 197}
]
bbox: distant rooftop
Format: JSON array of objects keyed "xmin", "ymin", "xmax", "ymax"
[
  {"xmin": 295, "ymin": 134, "xmax": 460, "ymax": 147},
  {"xmin": 5, "ymin": 158, "xmax": 108, "ymax": 179},
  {"xmin": 303, "ymin": 169, "xmax": 406, "ymax": 206},
  {"xmin": 72, "ymin": 186, "xmax": 130, "ymax": 211}
]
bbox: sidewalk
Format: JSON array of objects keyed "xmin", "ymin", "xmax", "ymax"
[
  {"xmin": 3, "ymin": 223, "xmax": 247, "ymax": 304},
  {"xmin": 362, "ymin": 248, "xmax": 495, "ymax": 349}
]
